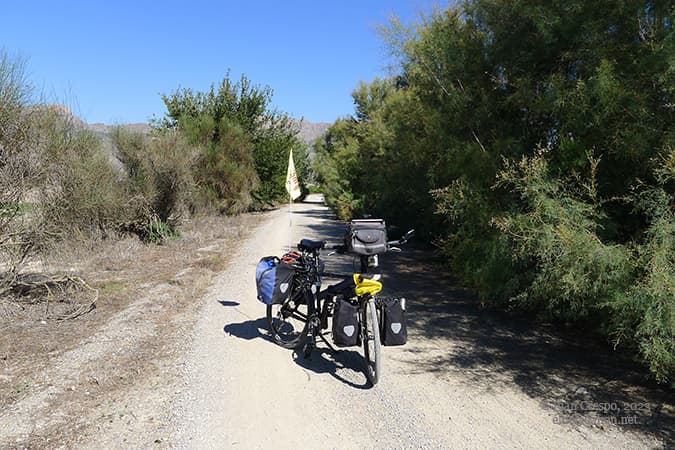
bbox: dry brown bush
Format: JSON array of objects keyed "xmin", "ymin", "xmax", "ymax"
[
  {"xmin": 112, "ymin": 126, "xmax": 199, "ymax": 240},
  {"xmin": 1, "ymin": 52, "xmax": 119, "ymax": 314},
  {"xmin": 0, "ymin": 51, "xmax": 42, "ymax": 297}
]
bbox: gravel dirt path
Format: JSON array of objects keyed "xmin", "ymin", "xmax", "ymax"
[
  {"xmin": 1, "ymin": 194, "xmax": 672, "ymax": 448},
  {"xmin": 167, "ymin": 195, "xmax": 672, "ymax": 449}
]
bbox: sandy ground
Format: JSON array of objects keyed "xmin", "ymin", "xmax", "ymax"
[{"xmin": 1, "ymin": 194, "xmax": 672, "ymax": 448}]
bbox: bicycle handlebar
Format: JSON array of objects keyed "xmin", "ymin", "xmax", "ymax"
[
  {"xmin": 390, "ymin": 229, "xmax": 415, "ymax": 246},
  {"xmin": 302, "ymin": 229, "xmax": 414, "ymax": 258},
  {"xmin": 323, "ymin": 229, "xmax": 414, "ymax": 256}
]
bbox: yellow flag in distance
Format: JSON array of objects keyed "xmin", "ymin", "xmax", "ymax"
[{"xmin": 285, "ymin": 150, "xmax": 301, "ymax": 200}]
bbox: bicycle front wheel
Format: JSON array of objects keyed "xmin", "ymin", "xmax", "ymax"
[
  {"xmin": 362, "ymin": 297, "xmax": 381, "ymax": 386},
  {"xmin": 267, "ymin": 295, "xmax": 309, "ymax": 349}
]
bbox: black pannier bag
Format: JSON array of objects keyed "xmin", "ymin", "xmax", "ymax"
[
  {"xmin": 255, "ymin": 256, "xmax": 295, "ymax": 305},
  {"xmin": 380, "ymin": 297, "xmax": 407, "ymax": 346},
  {"xmin": 345, "ymin": 219, "xmax": 387, "ymax": 255},
  {"xmin": 332, "ymin": 296, "xmax": 360, "ymax": 346}
]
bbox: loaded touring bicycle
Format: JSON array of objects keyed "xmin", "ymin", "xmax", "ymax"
[{"xmin": 256, "ymin": 219, "xmax": 413, "ymax": 386}]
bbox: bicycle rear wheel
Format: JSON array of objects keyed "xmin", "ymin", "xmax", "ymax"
[
  {"xmin": 267, "ymin": 294, "xmax": 309, "ymax": 349},
  {"xmin": 362, "ymin": 297, "xmax": 381, "ymax": 386}
]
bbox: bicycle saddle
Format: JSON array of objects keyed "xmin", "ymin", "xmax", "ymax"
[{"xmin": 298, "ymin": 239, "xmax": 326, "ymax": 252}]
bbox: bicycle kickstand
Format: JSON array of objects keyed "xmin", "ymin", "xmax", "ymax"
[
  {"xmin": 317, "ymin": 331, "xmax": 337, "ymax": 352},
  {"xmin": 302, "ymin": 315, "xmax": 321, "ymax": 359}
]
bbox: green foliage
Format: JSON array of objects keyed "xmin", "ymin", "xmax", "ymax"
[
  {"xmin": 492, "ymin": 152, "xmax": 635, "ymax": 317},
  {"xmin": 432, "ymin": 181, "xmax": 523, "ymax": 305},
  {"xmin": 318, "ymin": 1, "xmax": 674, "ymax": 382},
  {"xmin": 147, "ymin": 218, "xmax": 181, "ymax": 243},
  {"xmin": 194, "ymin": 118, "xmax": 257, "ymax": 213},
  {"xmin": 155, "ymin": 73, "xmax": 308, "ymax": 209},
  {"xmin": 314, "ymin": 117, "xmax": 367, "ymax": 219},
  {"xmin": 608, "ymin": 178, "xmax": 675, "ymax": 383}
]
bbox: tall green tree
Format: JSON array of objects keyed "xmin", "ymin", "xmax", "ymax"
[
  {"xmin": 318, "ymin": 1, "xmax": 674, "ymax": 382},
  {"xmin": 156, "ymin": 73, "xmax": 308, "ymax": 210}
]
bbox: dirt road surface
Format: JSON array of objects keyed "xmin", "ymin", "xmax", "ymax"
[
  {"xmin": 168, "ymin": 195, "xmax": 672, "ymax": 448},
  {"xmin": 1, "ymin": 194, "xmax": 672, "ymax": 448}
]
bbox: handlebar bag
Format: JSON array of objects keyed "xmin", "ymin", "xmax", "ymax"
[
  {"xmin": 345, "ymin": 219, "xmax": 387, "ymax": 255},
  {"xmin": 380, "ymin": 298, "xmax": 407, "ymax": 346},
  {"xmin": 332, "ymin": 296, "xmax": 360, "ymax": 346},
  {"xmin": 255, "ymin": 256, "xmax": 295, "ymax": 305}
]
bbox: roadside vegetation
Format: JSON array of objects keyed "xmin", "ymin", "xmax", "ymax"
[
  {"xmin": 1, "ymin": 0, "xmax": 671, "ymax": 387},
  {"xmin": 314, "ymin": 0, "xmax": 674, "ymax": 383},
  {"xmin": 0, "ymin": 50, "xmax": 309, "ymax": 317}
]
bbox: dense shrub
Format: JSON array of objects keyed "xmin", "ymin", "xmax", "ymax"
[
  {"xmin": 317, "ymin": 1, "xmax": 674, "ymax": 382},
  {"xmin": 112, "ymin": 127, "xmax": 198, "ymax": 239},
  {"xmin": 155, "ymin": 74, "xmax": 309, "ymax": 210},
  {"xmin": 607, "ymin": 168, "xmax": 675, "ymax": 383},
  {"xmin": 36, "ymin": 111, "xmax": 133, "ymax": 239},
  {"xmin": 490, "ymin": 152, "xmax": 635, "ymax": 318},
  {"xmin": 179, "ymin": 115, "xmax": 257, "ymax": 214},
  {"xmin": 115, "ymin": 127, "xmax": 197, "ymax": 222}
]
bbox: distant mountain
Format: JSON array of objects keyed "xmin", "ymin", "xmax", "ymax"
[
  {"xmin": 84, "ymin": 119, "xmax": 329, "ymax": 146},
  {"xmin": 42, "ymin": 105, "xmax": 331, "ymax": 144},
  {"xmin": 42, "ymin": 105, "xmax": 331, "ymax": 167},
  {"xmin": 294, "ymin": 120, "xmax": 330, "ymax": 146},
  {"xmin": 85, "ymin": 122, "xmax": 151, "ymax": 135}
]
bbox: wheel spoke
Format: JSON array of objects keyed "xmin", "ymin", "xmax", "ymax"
[{"xmin": 267, "ymin": 298, "xmax": 310, "ymax": 349}]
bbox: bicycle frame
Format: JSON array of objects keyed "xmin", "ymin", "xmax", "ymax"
[{"xmin": 266, "ymin": 229, "xmax": 412, "ymax": 385}]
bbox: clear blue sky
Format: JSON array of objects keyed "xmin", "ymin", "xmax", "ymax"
[{"xmin": 1, "ymin": 1, "xmax": 438, "ymax": 125}]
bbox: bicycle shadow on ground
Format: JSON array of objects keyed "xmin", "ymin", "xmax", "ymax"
[
  {"xmin": 292, "ymin": 345, "xmax": 372, "ymax": 390},
  {"xmin": 291, "ymin": 203, "xmax": 674, "ymax": 446},
  {"xmin": 222, "ymin": 318, "xmax": 274, "ymax": 343},
  {"xmin": 219, "ymin": 299, "xmax": 274, "ymax": 343}
]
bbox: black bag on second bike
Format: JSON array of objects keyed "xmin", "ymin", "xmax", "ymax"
[
  {"xmin": 380, "ymin": 298, "xmax": 407, "ymax": 346},
  {"xmin": 332, "ymin": 296, "xmax": 360, "ymax": 347}
]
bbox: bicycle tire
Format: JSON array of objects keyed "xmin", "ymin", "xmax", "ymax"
[
  {"xmin": 362, "ymin": 297, "xmax": 381, "ymax": 386},
  {"xmin": 267, "ymin": 294, "xmax": 310, "ymax": 349}
]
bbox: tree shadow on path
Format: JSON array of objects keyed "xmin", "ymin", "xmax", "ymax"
[
  {"xmin": 292, "ymin": 201, "xmax": 675, "ymax": 446},
  {"xmin": 383, "ymin": 245, "xmax": 675, "ymax": 446}
]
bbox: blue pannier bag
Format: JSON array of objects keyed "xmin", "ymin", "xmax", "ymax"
[{"xmin": 255, "ymin": 256, "xmax": 295, "ymax": 305}]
